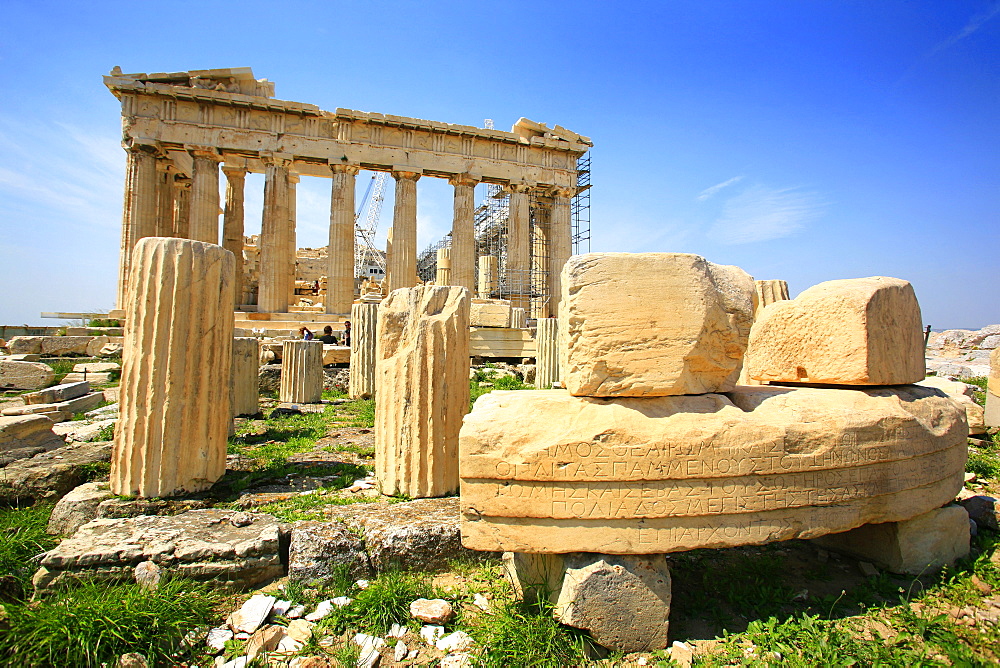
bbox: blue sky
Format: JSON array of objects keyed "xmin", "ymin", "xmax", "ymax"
[{"xmin": 0, "ymin": 1, "xmax": 997, "ymax": 328}]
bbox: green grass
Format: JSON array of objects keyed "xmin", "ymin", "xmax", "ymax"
[
  {"xmin": 0, "ymin": 504, "xmax": 57, "ymax": 591},
  {"xmin": 0, "ymin": 578, "xmax": 223, "ymax": 667},
  {"xmin": 468, "ymin": 599, "xmax": 596, "ymax": 667},
  {"xmin": 253, "ymin": 484, "xmax": 372, "ymax": 521},
  {"xmin": 317, "ymin": 570, "xmax": 436, "ymax": 636},
  {"xmin": 968, "ymin": 448, "xmax": 1000, "ymax": 479},
  {"xmin": 959, "ymin": 376, "xmax": 988, "ymax": 408},
  {"xmin": 469, "ymin": 374, "xmax": 532, "ymax": 411}
]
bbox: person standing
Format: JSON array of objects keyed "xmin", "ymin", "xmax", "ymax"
[{"xmin": 344, "ymin": 320, "xmax": 351, "ymax": 347}]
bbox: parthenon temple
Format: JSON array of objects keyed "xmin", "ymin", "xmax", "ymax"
[{"xmin": 105, "ymin": 67, "xmax": 593, "ymax": 326}]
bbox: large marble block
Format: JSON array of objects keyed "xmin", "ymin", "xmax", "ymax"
[
  {"xmin": 375, "ymin": 286, "xmax": 469, "ymax": 498},
  {"xmin": 559, "ymin": 253, "xmax": 755, "ymax": 397},
  {"xmin": 745, "ymin": 276, "xmax": 924, "ymax": 385},
  {"xmin": 459, "ymin": 385, "xmax": 967, "ymax": 554}
]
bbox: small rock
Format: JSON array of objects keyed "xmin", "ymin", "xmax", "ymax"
[
  {"xmin": 229, "ymin": 594, "xmax": 276, "ymax": 633},
  {"xmin": 270, "ymin": 599, "xmax": 292, "ymax": 618},
  {"xmin": 472, "ymin": 593, "xmax": 490, "ymax": 611},
  {"xmin": 355, "ymin": 579, "xmax": 370, "ymax": 589},
  {"xmin": 206, "ymin": 626, "xmax": 234, "ymax": 652},
  {"xmin": 116, "ymin": 653, "xmax": 148, "ymax": 668},
  {"xmin": 332, "ymin": 596, "xmax": 352, "ymax": 607},
  {"xmin": 230, "ymin": 512, "xmax": 254, "ymax": 527},
  {"xmin": 439, "ymin": 653, "xmax": 472, "ymax": 668},
  {"xmin": 859, "ymin": 561, "xmax": 880, "ymax": 577},
  {"xmin": 406, "ymin": 649, "xmax": 420, "ymax": 660},
  {"xmin": 436, "ymin": 631, "xmax": 475, "ymax": 653},
  {"xmin": 410, "ymin": 598, "xmax": 454, "ymax": 624},
  {"xmin": 394, "ymin": 640, "xmax": 407, "ymax": 662},
  {"xmin": 671, "ymin": 641, "xmax": 694, "ymax": 667},
  {"xmin": 420, "ymin": 625, "xmax": 445, "ymax": 645},
  {"xmin": 245, "ymin": 624, "xmax": 285, "ymax": 663},
  {"xmin": 353, "ymin": 633, "xmax": 386, "ymax": 668},
  {"xmin": 287, "ymin": 605, "xmax": 306, "ymax": 619},
  {"xmin": 387, "ymin": 623, "xmax": 407, "ymax": 638},
  {"xmin": 305, "ymin": 600, "xmax": 334, "ymax": 622},
  {"xmin": 133, "ymin": 561, "xmax": 160, "ymax": 591},
  {"xmin": 965, "ymin": 472, "xmax": 977, "ymax": 484},
  {"xmin": 286, "ymin": 618, "xmax": 316, "ymax": 643},
  {"xmin": 637, "ymin": 658, "xmax": 648, "ymax": 666},
  {"xmin": 277, "ymin": 635, "xmax": 304, "ymax": 653}
]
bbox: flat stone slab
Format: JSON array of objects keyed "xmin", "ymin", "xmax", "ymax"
[
  {"xmin": 34, "ymin": 509, "xmax": 284, "ymax": 592},
  {"xmin": 0, "ymin": 441, "xmax": 111, "ymax": 505},
  {"xmin": 289, "ymin": 498, "xmax": 496, "ymax": 585},
  {"xmin": 0, "ymin": 359, "xmax": 54, "ymax": 390},
  {"xmin": 23, "ymin": 381, "xmax": 90, "ymax": 406},
  {"xmin": 0, "ymin": 414, "xmax": 63, "ymax": 452}
]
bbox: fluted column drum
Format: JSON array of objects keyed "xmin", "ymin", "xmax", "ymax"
[
  {"xmin": 112, "ymin": 237, "xmax": 235, "ymax": 497},
  {"xmin": 535, "ymin": 317, "xmax": 560, "ymax": 389},
  {"xmin": 231, "ymin": 337, "xmax": 260, "ymax": 417},
  {"xmin": 349, "ymin": 303, "xmax": 378, "ymax": 400},
  {"xmin": 754, "ymin": 279, "xmax": 790, "ymax": 313},
  {"xmin": 280, "ymin": 340, "xmax": 323, "ymax": 403},
  {"xmin": 375, "ymin": 286, "xmax": 470, "ymax": 498}
]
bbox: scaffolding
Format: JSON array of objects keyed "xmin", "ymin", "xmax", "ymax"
[{"xmin": 415, "ymin": 149, "xmax": 591, "ymax": 320}]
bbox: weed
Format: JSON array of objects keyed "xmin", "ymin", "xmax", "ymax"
[
  {"xmin": 319, "ymin": 571, "xmax": 435, "ymax": 636},
  {"xmin": 78, "ymin": 461, "xmax": 111, "ymax": 482},
  {"xmin": 255, "ymin": 487, "xmax": 371, "ymax": 521},
  {"xmin": 967, "ymin": 448, "xmax": 1000, "ymax": 479},
  {"xmin": 0, "ymin": 578, "xmax": 222, "ymax": 667},
  {"xmin": 0, "ymin": 504, "xmax": 57, "ymax": 591},
  {"xmin": 468, "ymin": 599, "xmax": 595, "ymax": 667},
  {"xmin": 94, "ymin": 423, "xmax": 116, "ymax": 441}
]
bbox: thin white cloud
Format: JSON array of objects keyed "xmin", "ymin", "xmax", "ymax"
[
  {"xmin": 697, "ymin": 175, "xmax": 744, "ymax": 201},
  {"xmin": 896, "ymin": 2, "xmax": 1000, "ymax": 85},
  {"xmin": 708, "ymin": 184, "xmax": 824, "ymax": 244}
]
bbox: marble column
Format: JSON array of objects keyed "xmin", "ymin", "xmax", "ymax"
[
  {"xmin": 478, "ymin": 255, "xmax": 498, "ymax": 299},
  {"xmin": 388, "ymin": 170, "xmax": 420, "ymax": 292},
  {"xmin": 435, "ymin": 248, "xmax": 451, "ymax": 285},
  {"xmin": 531, "ymin": 198, "xmax": 551, "ymax": 319},
  {"xmin": 505, "ymin": 183, "xmax": 532, "ymax": 311},
  {"xmin": 349, "ymin": 302, "xmax": 378, "ymax": 400},
  {"xmin": 231, "ymin": 337, "xmax": 260, "ymax": 417},
  {"xmin": 173, "ymin": 177, "xmax": 191, "ymax": 239},
  {"xmin": 449, "ymin": 174, "xmax": 478, "ymax": 291},
  {"xmin": 222, "ymin": 166, "xmax": 247, "ymax": 307},
  {"xmin": 548, "ymin": 187, "xmax": 574, "ymax": 317},
  {"xmin": 280, "ymin": 340, "xmax": 323, "ymax": 403},
  {"xmin": 188, "ymin": 149, "xmax": 222, "ymax": 244},
  {"xmin": 535, "ymin": 317, "xmax": 560, "ymax": 389},
  {"xmin": 287, "ymin": 174, "xmax": 300, "ymax": 306},
  {"xmin": 258, "ymin": 155, "xmax": 292, "ymax": 313},
  {"xmin": 116, "ymin": 142, "xmax": 159, "ymax": 309},
  {"xmin": 327, "ymin": 164, "xmax": 360, "ymax": 314},
  {"xmin": 112, "ymin": 237, "xmax": 235, "ymax": 497},
  {"xmin": 155, "ymin": 161, "xmax": 175, "ymax": 237}
]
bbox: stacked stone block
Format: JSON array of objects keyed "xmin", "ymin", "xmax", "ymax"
[
  {"xmin": 375, "ymin": 286, "xmax": 469, "ymax": 498},
  {"xmin": 112, "ymin": 237, "xmax": 235, "ymax": 498},
  {"xmin": 459, "ymin": 252, "xmax": 968, "ymax": 652}
]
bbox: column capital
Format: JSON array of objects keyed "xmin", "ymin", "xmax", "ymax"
[
  {"xmin": 329, "ymin": 162, "xmax": 360, "ymax": 176},
  {"xmin": 288, "ymin": 174, "xmax": 301, "ymax": 185},
  {"xmin": 174, "ymin": 176, "xmax": 192, "ymax": 189},
  {"xmin": 221, "ymin": 164, "xmax": 248, "ymax": 179},
  {"xmin": 548, "ymin": 186, "xmax": 576, "ymax": 199},
  {"xmin": 187, "ymin": 146, "xmax": 224, "ymax": 162},
  {"xmin": 391, "ymin": 168, "xmax": 422, "ymax": 182},
  {"xmin": 260, "ymin": 151, "xmax": 293, "ymax": 168},
  {"xmin": 504, "ymin": 181, "xmax": 534, "ymax": 195},
  {"xmin": 448, "ymin": 173, "xmax": 480, "ymax": 188},
  {"xmin": 122, "ymin": 138, "xmax": 162, "ymax": 156}
]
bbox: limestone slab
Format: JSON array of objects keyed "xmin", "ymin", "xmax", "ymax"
[
  {"xmin": 322, "ymin": 345, "xmax": 351, "ymax": 366},
  {"xmin": 987, "ymin": 348, "xmax": 999, "ymax": 428},
  {"xmin": 470, "ymin": 299, "xmax": 512, "ymax": 328},
  {"xmin": 287, "ymin": 521, "xmax": 370, "ymax": 585},
  {"xmin": 0, "ymin": 359, "xmax": 55, "ymax": 390},
  {"xmin": 2, "ymin": 392, "xmax": 104, "ymax": 418},
  {"xmin": 0, "ymin": 441, "xmax": 112, "ymax": 506},
  {"xmin": 745, "ymin": 276, "xmax": 924, "ymax": 385},
  {"xmin": 0, "ymin": 414, "xmax": 63, "ymax": 452},
  {"xmin": 34, "ymin": 509, "xmax": 283, "ymax": 592},
  {"xmin": 916, "ymin": 377, "xmax": 985, "ymax": 435},
  {"xmin": 23, "ymin": 381, "xmax": 90, "ymax": 405},
  {"xmin": 375, "ymin": 286, "xmax": 469, "ymax": 498},
  {"xmin": 459, "ymin": 385, "xmax": 967, "ymax": 554},
  {"xmin": 812, "ymin": 505, "xmax": 970, "ymax": 574},
  {"xmin": 559, "ymin": 253, "xmax": 755, "ymax": 397}
]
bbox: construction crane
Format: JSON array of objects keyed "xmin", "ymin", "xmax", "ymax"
[{"xmin": 354, "ymin": 172, "xmax": 388, "ymax": 277}]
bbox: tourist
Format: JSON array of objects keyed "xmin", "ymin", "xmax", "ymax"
[
  {"xmin": 344, "ymin": 320, "xmax": 351, "ymax": 347},
  {"xmin": 298, "ymin": 326, "xmax": 314, "ymax": 341},
  {"xmin": 318, "ymin": 325, "xmax": 337, "ymax": 344}
]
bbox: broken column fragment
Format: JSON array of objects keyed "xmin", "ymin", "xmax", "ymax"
[
  {"xmin": 375, "ymin": 286, "xmax": 469, "ymax": 498},
  {"xmin": 231, "ymin": 337, "xmax": 260, "ymax": 417},
  {"xmin": 112, "ymin": 237, "xmax": 234, "ymax": 498},
  {"xmin": 350, "ymin": 302, "xmax": 378, "ymax": 400},
  {"xmin": 535, "ymin": 318, "xmax": 559, "ymax": 389},
  {"xmin": 279, "ymin": 340, "xmax": 323, "ymax": 404},
  {"xmin": 559, "ymin": 253, "xmax": 755, "ymax": 397},
  {"xmin": 744, "ymin": 276, "xmax": 924, "ymax": 385}
]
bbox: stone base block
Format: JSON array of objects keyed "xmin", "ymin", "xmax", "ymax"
[
  {"xmin": 0, "ymin": 359, "xmax": 55, "ymax": 390},
  {"xmin": 505, "ymin": 551, "xmax": 672, "ymax": 653},
  {"xmin": 812, "ymin": 505, "xmax": 971, "ymax": 575},
  {"xmin": 34, "ymin": 509, "xmax": 284, "ymax": 592},
  {"xmin": 0, "ymin": 441, "xmax": 112, "ymax": 505},
  {"xmin": 0, "ymin": 414, "xmax": 63, "ymax": 452}
]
